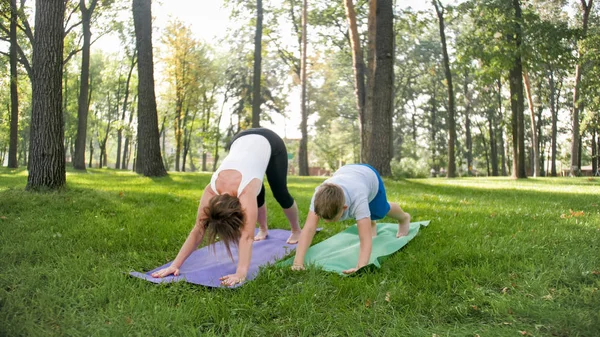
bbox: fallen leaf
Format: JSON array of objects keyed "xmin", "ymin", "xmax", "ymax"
[
  {"xmin": 592, "ymin": 271, "xmax": 600, "ymax": 275},
  {"xmin": 119, "ymin": 191, "xmax": 125, "ymax": 198},
  {"xmin": 0, "ymin": 216, "xmax": 6, "ymax": 220},
  {"xmin": 125, "ymin": 316, "xmax": 133, "ymax": 325},
  {"xmin": 519, "ymin": 331, "xmax": 528, "ymax": 336},
  {"xmin": 385, "ymin": 292, "xmax": 391, "ymax": 302},
  {"xmin": 501, "ymin": 287, "xmax": 509, "ymax": 294},
  {"xmin": 490, "ymin": 212, "xmax": 496, "ymax": 217},
  {"xmin": 570, "ymin": 209, "xmax": 584, "ymax": 217},
  {"xmin": 471, "ymin": 305, "xmax": 478, "ymax": 310},
  {"xmin": 542, "ymin": 294, "xmax": 553, "ymax": 300},
  {"xmin": 365, "ymin": 299, "xmax": 371, "ymax": 308}
]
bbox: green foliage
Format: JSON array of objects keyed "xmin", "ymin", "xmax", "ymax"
[
  {"xmin": 1, "ymin": 169, "xmax": 599, "ymax": 336},
  {"xmin": 390, "ymin": 157, "xmax": 430, "ymax": 179}
]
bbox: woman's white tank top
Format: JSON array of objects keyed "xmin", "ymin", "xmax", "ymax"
[{"xmin": 210, "ymin": 134, "xmax": 271, "ymax": 196}]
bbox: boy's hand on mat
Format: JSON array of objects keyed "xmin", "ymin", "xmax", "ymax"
[
  {"xmin": 151, "ymin": 266, "xmax": 180, "ymax": 278},
  {"xmin": 220, "ymin": 273, "xmax": 246, "ymax": 286},
  {"xmin": 342, "ymin": 267, "xmax": 360, "ymax": 274},
  {"xmin": 291, "ymin": 264, "xmax": 305, "ymax": 271}
]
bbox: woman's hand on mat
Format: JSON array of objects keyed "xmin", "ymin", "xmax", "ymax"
[
  {"xmin": 291, "ymin": 264, "xmax": 305, "ymax": 271},
  {"xmin": 151, "ymin": 266, "xmax": 180, "ymax": 278},
  {"xmin": 342, "ymin": 267, "xmax": 359, "ymax": 274},
  {"xmin": 220, "ymin": 273, "xmax": 246, "ymax": 286}
]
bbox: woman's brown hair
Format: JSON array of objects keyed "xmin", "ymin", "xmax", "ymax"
[{"xmin": 202, "ymin": 194, "xmax": 246, "ymax": 260}]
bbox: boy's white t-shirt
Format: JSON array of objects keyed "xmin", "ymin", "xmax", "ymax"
[{"xmin": 309, "ymin": 164, "xmax": 379, "ymax": 221}]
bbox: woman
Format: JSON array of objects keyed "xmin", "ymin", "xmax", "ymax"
[{"xmin": 151, "ymin": 128, "xmax": 301, "ymax": 286}]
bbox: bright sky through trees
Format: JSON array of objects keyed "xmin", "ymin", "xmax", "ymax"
[{"xmin": 93, "ymin": 1, "xmax": 450, "ymax": 139}]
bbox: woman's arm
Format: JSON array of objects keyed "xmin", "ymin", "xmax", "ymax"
[
  {"xmin": 151, "ymin": 184, "xmax": 214, "ymax": 278},
  {"xmin": 291, "ymin": 210, "xmax": 319, "ymax": 270}
]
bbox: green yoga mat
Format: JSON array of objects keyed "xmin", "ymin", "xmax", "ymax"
[{"xmin": 280, "ymin": 221, "xmax": 430, "ymax": 274}]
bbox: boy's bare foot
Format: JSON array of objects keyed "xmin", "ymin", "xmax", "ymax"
[
  {"xmin": 396, "ymin": 214, "xmax": 411, "ymax": 237},
  {"xmin": 254, "ymin": 229, "xmax": 268, "ymax": 241},
  {"xmin": 286, "ymin": 230, "xmax": 301, "ymax": 244},
  {"xmin": 371, "ymin": 221, "xmax": 378, "ymax": 237}
]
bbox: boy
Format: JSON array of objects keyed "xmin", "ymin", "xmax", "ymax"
[{"xmin": 292, "ymin": 164, "xmax": 410, "ymax": 274}]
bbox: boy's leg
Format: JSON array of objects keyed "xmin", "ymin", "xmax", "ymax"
[
  {"xmin": 255, "ymin": 185, "xmax": 269, "ymax": 241},
  {"xmin": 386, "ymin": 202, "xmax": 411, "ymax": 237},
  {"xmin": 371, "ymin": 220, "xmax": 378, "ymax": 237}
]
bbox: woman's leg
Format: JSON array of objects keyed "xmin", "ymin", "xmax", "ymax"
[
  {"xmin": 264, "ymin": 144, "xmax": 301, "ymax": 243},
  {"xmin": 255, "ymin": 184, "xmax": 269, "ymax": 241}
]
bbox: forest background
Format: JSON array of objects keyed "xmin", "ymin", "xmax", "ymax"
[{"xmin": 1, "ymin": 0, "xmax": 599, "ymax": 186}]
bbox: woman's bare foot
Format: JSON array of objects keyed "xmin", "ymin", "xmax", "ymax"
[
  {"xmin": 371, "ymin": 220, "xmax": 378, "ymax": 237},
  {"xmin": 254, "ymin": 229, "xmax": 268, "ymax": 241},
  {"xmin": 397, "ymin": 214, "xmax": 411, "ymax": 237},
  {"xmin": 286, "ymin": 230, "xmax": 301, "ymax": 244}
]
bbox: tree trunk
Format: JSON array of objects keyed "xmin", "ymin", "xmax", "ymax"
[
  {"xmin": 522, "ymin": 69, "xmax": 539, "ymax": 176},
  {"xmin": 478, "ymin": 123, "xmax": 490, "ymax": 176},
  {"xmin": 366, "ymin": 0, "xmax": 394, "ymax": 176},
  {"xmin": 298, "ymin": 0, "xmax": 309, "ymax": 176},
  {"xmin": 463, "ymin": 73, "xmax": 473, "ymax": 175},
  {"xmin": 570, "ymin": 0, "xmax": 593, "ymax": 176},
  {"xmin": 251, "ymin": 0, "xmax": 263, "ymax": 128},
  {"xmin": 88, "ymin": 137, "xmax": 94, "ymax": 168},
  {"xmin": 122, "ymin": 95, "xmax": 137, "ymax": 169},
  {"xmin": 433, "ymin": 0, "xmax": 456, "ymax": 178},
  {"xmin": 343, "ymin": 0, "xmax": 367, "ymax": 162},
  {"xmin": 592, "ymin": 130, "xmax": 597, "ymax": 175},
  {"xmin": 488, "ymin": 108, "xmax": 499, "ymax": 176},
  {"xmin": 132, "ymin": 0, "xmax": 167, "ymax": 177},
  {"xmin": 508, "ymin": 0, "xmax": 526, "ymax": 179},
  {"xmin": 549, "ymin": 71, "xmax": 561, "ymax": 176},
  {"xmin": 73, "ymin": 0, "xmax": 98, "ymax": 170},
  {"xmin": 116, "ymin": 52, "xmax": 136, "ymax": 169},
  {"xmin": 536, "ymin": 79, "xmax": 544, "ymax": 176},
  {"xmin": 496, "ymin": 78, "xmax": 507, "ymax": 176},
  {"xmin": 362, "ymin": 0, "xmax": 377, "ymax": 164},
  {"xmin": 26, "ymin": 0, "xmax": 66, "ymax": 190},
  {"xmin": 7, "ymin": 0, "xmax": 19, "ymax": 168}
]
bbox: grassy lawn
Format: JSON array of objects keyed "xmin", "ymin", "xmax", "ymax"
[{"xmin": 0, "ymin": 168, "xmax": 599, "ymax": 336}]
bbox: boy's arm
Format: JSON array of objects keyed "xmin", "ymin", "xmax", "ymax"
[
  {"xmin": 151, "ymin": 184, "xmax": 214, "ymax": 278},
  {"xmin": 291, "ymin": 210, "xmax": 319, "ymax": 269},
  {"xmin": 342, "ymin": 217, "xmax": 372, "ymax": 274},
  {"xmin": 220, "ymin": 192, "xmax": 257, "ymax": 286}
]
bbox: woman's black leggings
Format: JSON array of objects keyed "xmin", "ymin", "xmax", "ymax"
[{"xmin": 229, "ymin": 128, "xmax": 295, "ymax": 209}]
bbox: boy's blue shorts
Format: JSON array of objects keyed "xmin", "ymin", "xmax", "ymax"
[{"xmin": 356, "ymin": 164, "xmax": 391, "ymax": 221}]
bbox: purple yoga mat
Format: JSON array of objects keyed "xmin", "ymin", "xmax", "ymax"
[{"xmin": 130, "ymin": 229, "xmax": 299, "ymax": 288}]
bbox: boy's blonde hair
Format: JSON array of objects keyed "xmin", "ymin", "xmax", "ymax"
[{"xmin": 313, "ymin": 183, "xmax": 345, "ymax": 220}]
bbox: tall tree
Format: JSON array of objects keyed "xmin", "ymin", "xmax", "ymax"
[
  {"xmin": 132, "ymin": 0, "xmax": 167, "ymax": 177},
  {"xmin": 570, "ymin": 0, "xmax": 594, "ymax": 176},
  {"xmin": 509, "ymin": 0, "xmax": 526, "ymax": 178},
  {"xmin": 298, "ymin": 0, "xmax": 309, "ymax": 176},
  {"xmin": 7, "ymin": 0, "xmax": 18, "ymax": 168},
  {"xmin": 433, "ymin": 0, "xmax": 457, "ymax": 177},
  {"xmin": 343, "ymin": 0, "xmax": 367, "ymax": 161},
  {"xmin": 73, "ymin": 0, "xmax": 99, "ymax": 170},
  {"xmin": 26, "ymin": 0, "xmax": 65, "ymax": 190},
  {"xmin": 522, "ymin": 69, "xmax": 539, "ymax": 176},
  {"xmin": 365, "ymin": 0, "xmax": 394, "ymax": 175},
  {"xmin": 251, "ymin": 0, "xmax": 263, "ymax": 127}
]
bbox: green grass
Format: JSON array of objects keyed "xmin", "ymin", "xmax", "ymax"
[{"xmin": 1, "ymin": 168, "xmax": 599, "ymax": 336}]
